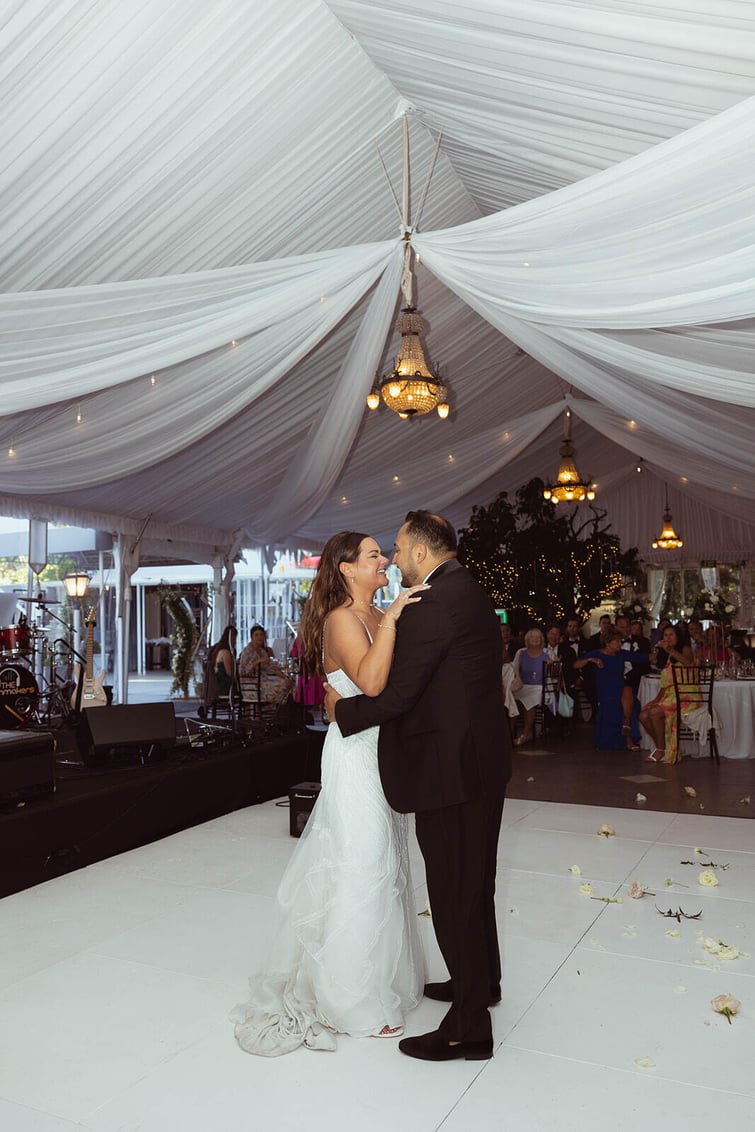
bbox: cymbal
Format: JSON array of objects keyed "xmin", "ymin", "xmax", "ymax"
[{"xmin": 16, "ymin": 596, "xmax": 61, "ymax": 606}]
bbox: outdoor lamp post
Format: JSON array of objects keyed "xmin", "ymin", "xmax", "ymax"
[{"xmin": 63, "ymin": 572, "xmax": 90, "ymax": 655}]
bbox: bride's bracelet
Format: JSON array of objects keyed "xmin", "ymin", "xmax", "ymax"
[{"xmin": 378, "ymin": 621, "xmax": 396, "ymax": 632}]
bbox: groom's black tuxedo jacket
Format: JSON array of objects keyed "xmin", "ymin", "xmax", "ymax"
[{"xmin": 335, "ymin": 558, "xmax": 511, "ymax": 814}]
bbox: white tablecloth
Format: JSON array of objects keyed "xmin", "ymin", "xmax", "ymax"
[{"xmin": 638, "ymin": 674, "xmax": 755, "ymax": 759}]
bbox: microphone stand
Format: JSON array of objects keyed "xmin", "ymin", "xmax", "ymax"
[{"xmin": 54, "ymin": 638, "xmax": 88, "ymax": 720}]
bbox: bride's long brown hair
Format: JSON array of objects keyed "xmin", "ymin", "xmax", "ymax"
[{"xmin": 298, "ymin": 531, "xmax": 368, "ymax": 677}]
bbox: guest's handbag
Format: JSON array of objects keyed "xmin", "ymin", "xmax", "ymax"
[
  {"xmin": 557, "ymin": 690, "xmax": 575, "ymax": 718},
  {"xmin": 510, "ymin": 670, "xmax": 523, "ymax": 693}
]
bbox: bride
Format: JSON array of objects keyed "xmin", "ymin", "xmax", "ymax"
[{"xmin": 232, "ymin": 531, "xmax": 427, "ymax": 1055}]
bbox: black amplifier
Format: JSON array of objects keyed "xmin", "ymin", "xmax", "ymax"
[
  {"xmin": 288, "ymin": 781, "xmax": 321, "ymax": 837},
  {"xmin": 0, "ymin": 728, "xmax": 56, "ymax": 806}
]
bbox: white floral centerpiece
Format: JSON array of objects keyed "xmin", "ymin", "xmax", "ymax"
[
  {"xmin": 696, "ymin": 588, "xmax": 738, "ymax": 628},
  {"xmin": 615, "ymin": 594, "xmax": 652, "ymax": 623}
]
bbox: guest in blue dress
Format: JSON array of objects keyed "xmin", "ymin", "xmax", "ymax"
[{"xmin": 574, "ymin": 628, "xmax": 648, "ymax": 751}]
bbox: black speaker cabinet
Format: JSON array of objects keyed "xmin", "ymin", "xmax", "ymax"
[
  {"xmin": 289, "ymin": 780, "xmax": 321, "ymax": 837},
  {"xmin": 78, "ymin": 703, "xmax": 176, "ymax": 764},
  {"xmin": 0, "ymin": 728, "xmax": 56, "ymax": 805}
]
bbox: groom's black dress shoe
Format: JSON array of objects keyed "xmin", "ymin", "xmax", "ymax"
[
  {"xmin": 398, "ymin": 1029, "xmax": 493, "ymax": 1062},
  {"xmin": 424, "ymin": 979, "xmax": 501, "ymax": 1006}
]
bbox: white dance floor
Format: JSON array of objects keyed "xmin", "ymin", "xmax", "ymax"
[{"xmin": 1, "ymin": 797, "xmax": 753, "ymax": 1131}]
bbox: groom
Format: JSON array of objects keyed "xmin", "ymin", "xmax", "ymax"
[{"xmin": 325, "ymin": 510, "xmax": 511, "ymax": 1061}]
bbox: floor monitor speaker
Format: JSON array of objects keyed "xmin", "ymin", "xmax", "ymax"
[
  {"xmin": 288, "ymin": 780, "xmax": 321, "ymax": 837},
  {"xmin": 78, "ymin": 703, "xmax": 176, "ymax": 765}
]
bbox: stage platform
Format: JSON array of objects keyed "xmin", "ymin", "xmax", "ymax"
[
  {"xmin": 0, "ymin": 700, "xmax": 324, "ymax": 898},
  {"xmin": 1, "ymin": 671, "xmax": 751, "ymax": 900}
]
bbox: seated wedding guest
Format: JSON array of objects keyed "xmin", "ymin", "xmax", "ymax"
[
  {"xmin": 498, "ymin": 620, "xmax": 522, "ymax": 715},
  {"xmin": 238, "ymin": 624, "xmax": 294, "ymax": 703},
  {"xmin": 499, "ymin": 620, "xmax": 521, "ymax": 664},
  {"xmin": 651, "ymin": 618, "xmax": 671, "ymax": 647},
  {"xmin": 212, "ymin": 625, "xmax": 237, "ymax": 695},
  {"xmin": 574, "ymin": 627, "xmax": 648, "ymax": 751},
  {"xmin": 639, "ymin": 624, "xmax": 695, "ymax": 764},
  {"xmin": 563, "ymin": 616, "xmax": 586, "ymax": 659},
  {"xmin": 587, "ymin": 614, "xmax": 611, "ymax": 650},
  {"xmin": 560, "ymin": 615, "xmax": 586, "ymax": 694},
  {"xmin": 630, "ymin": 619, "xmax": 651, "ymax": 650},
  {"xmin": 687, "ymin": 619, "xmax": 705, "ymax": 656},
  {"xmin": 545, "ymin": 624, "xmax": 563, "ymax": 661},
  {"xmin": 512, "ymin": 628, "xmax": 549, "ymax": 746},
  {"xmin": 675, "ymin": 622, "xmax": 693, "ymax": 650},
  {"xmin": 615, "ymin": 614, "xmax": 632, "ymax": 643},
  {"xmin": 700, "ymin": 625, "xmax": 736, "ymax": 666},
  {"xmin": 204, "ymin": 625, "xmax": 238, "ymax": 703},
  {"xmin": 619, "ymin": 617, "xmax": 651, "ymax": 728},
  {"xmin": 650, "ymin": 618, "xmax": 673, "ymax": 667}
]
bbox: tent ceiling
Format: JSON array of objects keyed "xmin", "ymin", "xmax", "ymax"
[{"xmin": 1, "ymin": 0, "xmax": 754, "ymax": 564}]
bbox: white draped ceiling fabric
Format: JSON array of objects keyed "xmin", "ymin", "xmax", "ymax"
[{"xmin": 1, "ymin": 0, "xmax": 754, "ymax": 570}]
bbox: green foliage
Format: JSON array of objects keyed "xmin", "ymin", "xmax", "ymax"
[
  {"xmin": 0, "ymin": 554, "xmax": 80, "ymax": 586},
  {"xmin": 158, "ymin": 587, "xmax": 200, "ymax": 697},
  {"xmin": 458, "ymin": 478, "xmax": 641, "ymax": 627}
]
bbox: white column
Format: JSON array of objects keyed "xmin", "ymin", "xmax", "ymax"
[{"xmin": 136, "ymin": 582, "xmax": 145, "ymax": 676}]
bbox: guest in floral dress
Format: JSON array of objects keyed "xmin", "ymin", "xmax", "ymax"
[
  {"xmin": 638, "ymin": 625, "xmax": 694, "ymax": 763},
  {"xmin": 238, "ymin": 625, "xmax": 294, "ymax": 704}
]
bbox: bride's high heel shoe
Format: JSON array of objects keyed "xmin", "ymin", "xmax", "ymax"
[{"xmin": 372, "ymin": 1024, "xmax": 404, "ymax": 1038}]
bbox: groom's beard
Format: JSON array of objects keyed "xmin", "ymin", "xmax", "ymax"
[{"xmin": 397, "ymin": 563, "xmax": 418, "ymax": 588}]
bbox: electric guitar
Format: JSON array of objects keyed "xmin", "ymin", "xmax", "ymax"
[{"xmin": 72, "ymin": 605, "xmax": 108, "ymax": 709}]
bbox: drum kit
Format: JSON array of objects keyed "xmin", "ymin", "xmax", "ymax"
[{"xmin": 0, "ymin": 596, "xmax": 77, "ymax": 730}]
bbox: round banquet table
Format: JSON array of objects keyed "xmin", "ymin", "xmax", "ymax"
[{"xmin": 638, "ymin": 673, "xmax": 755, "ymax": 759}]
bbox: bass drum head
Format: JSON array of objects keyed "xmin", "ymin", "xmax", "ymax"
[{"xmin": 0, "ymin": 663, "xmax": 39, "ymax": 728}]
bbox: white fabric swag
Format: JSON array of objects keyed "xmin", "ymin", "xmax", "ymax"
[{"xmin": 0, "ymin": 0, "xmax": 754, "ymax": 559}]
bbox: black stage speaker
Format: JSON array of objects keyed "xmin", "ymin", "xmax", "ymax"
[
  {"xmin": 0, "ymin": 728, "xmax": 56, "ymax": 805},
  {"xmin": 78, "ymin": 703, "xmax": 176, "ymax": 765},
  {"xmin": 288, "ymin": 781, "xmax": 321, "ymax": 838}
]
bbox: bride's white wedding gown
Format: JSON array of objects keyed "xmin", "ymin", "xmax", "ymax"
[{"xmin": 231, "ymin": 668, "xmax": 425, "ymax": 1055}]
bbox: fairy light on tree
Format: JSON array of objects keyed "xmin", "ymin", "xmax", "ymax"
[{"xmin": 458, "ymin": 478, "xmax": 639, "ymax": 625}]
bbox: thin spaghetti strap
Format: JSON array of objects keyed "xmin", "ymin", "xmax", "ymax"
[{"xmin": 352, "ymin": 612, "xmax": 374, "ymax": 645}]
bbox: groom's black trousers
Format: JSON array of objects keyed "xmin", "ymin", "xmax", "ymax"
[{"xmin": 415, "ymin": 787, "xmax": 505, "ymax": 1043}]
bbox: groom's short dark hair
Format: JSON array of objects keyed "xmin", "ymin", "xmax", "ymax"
[{"xmin": 404, "ymin": 510, "xmax": 457, "ymax": 555}]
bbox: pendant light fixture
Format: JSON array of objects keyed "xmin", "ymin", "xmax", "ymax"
[
  {"xmin": 543, "ymin": 408, "xmax": 596, "ymax": 504},
  {"xmin": 652, "ymin": 483, "xmax": 683, "ymax": 550},
  {"xmin": 366, "ymin": 115, "xmax": 450, "ymax": 421}
]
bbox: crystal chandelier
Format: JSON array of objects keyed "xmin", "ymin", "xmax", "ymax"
[
  {"xmin": 365, "ymin": 113, "xmax": 450, "ymax": 421},
  {"xmin": 367, "ymin": 300, "xmax": 449, "ymax": 420},
  {"xmin": 652, "ymin": 484, "xmax": 683, "ymax": 550},
  {"xmin": 542, "ymin": 409, "xmax": 596, "ymax": 504}
]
